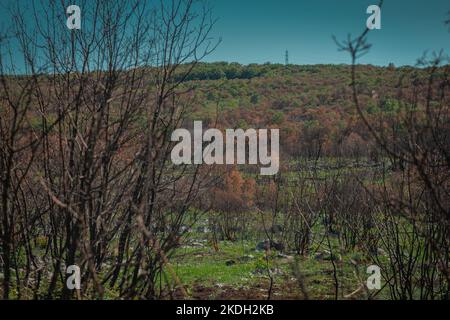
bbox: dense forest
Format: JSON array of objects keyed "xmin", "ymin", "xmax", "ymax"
[{"xmin": 178, "ymin": 62, "xmax": 437, "ymax": 161}]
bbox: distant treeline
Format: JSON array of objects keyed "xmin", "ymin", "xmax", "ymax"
[{"xmin": 173, "ymin": 62, "xmax": 414, "ymax": 82}]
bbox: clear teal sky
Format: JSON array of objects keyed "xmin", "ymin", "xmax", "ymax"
[
  {"xmin": 206, "ymin": 0, "xmax": 450, "ymax": 66},
  {"xmin": 1, "ymin": 0, "xmax": 449, "ymax": 67}
]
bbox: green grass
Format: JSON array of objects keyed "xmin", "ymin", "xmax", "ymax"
[
  {"xmin": 172, "ymin": 241, "xmax": 266, "ymax": 286},
  {"xmin": 168, "ymin": 235, "xmax": 388, "ymax": 300}
]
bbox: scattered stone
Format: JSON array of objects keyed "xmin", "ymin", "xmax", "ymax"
[
  {"xmin": 253, "ymin": 267, "xmax": 284, "ymax": 276},
  {"xmin": 270, "ymin": 268, "xmax": 284, "ymax": 275},
  {"xmin": 179, "ymin": 225, "xmax": 191, "ymax": 234},
  {"xmin": 238, "ymin": 255, "xmax": 255, "ymax": 262},
  {"xmin": 255, "ymin": 240, "xmax": 285, "ymax": 252},
  {"xmin": 255, "ymin": 241, "xmax": 267, "ymax": 251},
  {"xmin": 225, "ymin": 260, "xmax": 236, "ymax": 266},
  {"xmin": 196, "ymin": 226, "xmax": 210, "ymax": 233},
  {"xmin": 314, "ymin": 252, "xmax": 325, "ymax": 260},
  {"xmin": 277, "ymin": 253, "xmax": 294, "ymax": 260},
  {"xmin": 252, "ymin": 268, "xmax": 265, "ymax": 275},
  {"xmin": 314, "ymin": 250, "xmax": 338, "ymax": 261}
]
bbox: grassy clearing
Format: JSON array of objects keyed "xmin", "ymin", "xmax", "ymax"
[{"xmin": 168, "ymin": 234, "xmax": 387, "ymax": 300}]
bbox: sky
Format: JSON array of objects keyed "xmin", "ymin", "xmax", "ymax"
[
  {"xmin": 0, "ymin": 0, "xmax": 449, "ymax": 68},
  {"xmin": 205, "ymin": 0, "xmax": 450, "ymax": 66}
]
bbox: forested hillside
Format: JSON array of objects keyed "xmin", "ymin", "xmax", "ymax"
[{"xmin": 178, "ymin": 62, "xmax": 432, "ymax": 160}]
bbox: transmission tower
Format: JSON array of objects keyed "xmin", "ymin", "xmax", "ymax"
[{"xmin": 285, "ymin": 50, "xmax": 289, "ymax": 65}]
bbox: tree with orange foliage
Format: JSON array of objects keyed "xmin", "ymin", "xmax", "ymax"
[{"xmin": 211, "ymin": 167, "xmax": 256, "ymax": 241}]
